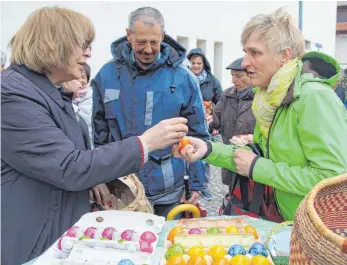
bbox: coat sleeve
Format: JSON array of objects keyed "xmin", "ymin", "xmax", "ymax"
[
  {"xmin": 1, "ymin": 91, "xmax": 143, "ymax": 192},
  {"xmin": 212, "ymin": 77, "xmax": 223, "ymax": 105},
  {"xmin": 209, "ymin": 91, "xmax": 226, "ymax": 130},
  {"xmin": 252, "ymin": 87, "xmax": 347, "ymax": 196},
  {"xmin": 180, "ymin": 73, "xmax": 210, "ymax": 190},
  {"xmin": 92, "ymin": 77, "xmax": 109, "ymax": 147}
]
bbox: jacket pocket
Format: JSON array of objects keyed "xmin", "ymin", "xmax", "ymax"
[{"xmin": 50, "ymin": 188, "xmax": 62, "ymax": 211}]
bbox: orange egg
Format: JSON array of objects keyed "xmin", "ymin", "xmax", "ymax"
[
  {"xmin": 187, "ymin": 246, "xmax": 206, "ymax": 257},
  {"xmin": 226, "ymin": 225, "xmax": 239, "ymax": 234},
  {"xmin": 211, "ymin": 257, "xmax": 229, "ymax": 265},
  {"xmin": 167, "ymin": 227, "xmax": 183, "ymax": 243},
  {"xmin": 179, "ymin": 137, "xmax": 191, "ymax": 152},
  {"xmin": 207, "ymin": 245, "xmax": 226, "ymax": 260},
  {"xmin": 166, "ymin": 256, "xmax": 186, "ymax": 265},
  {"xmin": 203, "ymin": 101, "xmax": 211, "ymax": 109},
  {"xmin": 187, "ymin": 256, "xmax": 207, "ymax": 265},
  {"xmin": 230, "ymin": 254, "xmax": 249, "ymax": 265},
  {"xmin": 250, "ymin": 255, "xmax": 270, "ymax": 265},
  {"xmin": 244, "ymin": 225, "xmax": 258, "ymax": 240}
]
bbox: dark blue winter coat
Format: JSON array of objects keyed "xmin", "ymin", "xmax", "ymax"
[{"xmin": 93, "ymin": 35, "xmax": 210, "ymax": 204}]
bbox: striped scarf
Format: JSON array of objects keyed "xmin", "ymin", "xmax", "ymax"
[{"xmin": 252, "ymin": 58, "xmax": 299, "ymax": 138}]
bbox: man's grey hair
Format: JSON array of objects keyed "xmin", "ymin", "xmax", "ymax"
[
  {"xmin": 128, "ymin": 7, "xmax": 165, "ymax": 33},
  {"xmin": 1, "ymin": 51, "xmax": 7, "ymax": 66}
]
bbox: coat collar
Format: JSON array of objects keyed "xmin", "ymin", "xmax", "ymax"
[
  {"xmin": 10, "ymin": 64, "xmax": 65, "ymax": 108},
  {"xmin": 225, "ymin": 86, "xmax": 254, "ymax": 100}
]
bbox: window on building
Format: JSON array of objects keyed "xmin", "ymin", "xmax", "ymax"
[
  {"xmin": 305, "ymin": 40, "xmax": 312, "ymax": 51},
  {"xmin": 337, "ymin": 6, "xmax": 347, "ymax": 23},
  {"xmin": 197, "ymin": 39, "xmax": 206, "ymax": 53},
  {"xmin": 177, "ymin": 36, "xmax": 189, "ymax": 51},
  {"xmin": 214, "ymin": 41, "xmax": 223, "ymax": 82}
]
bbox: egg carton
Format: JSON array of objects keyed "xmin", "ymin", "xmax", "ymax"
[
  {"xmin": 160, "ymin": 253, "xmax": 274, "ymax": 265},
  {"xmin": 51, "ymin": 244, "xmax": 152, "ymax": 265},
  {"xmin": 56, "ymin": 226, "xmax": 158, "ymax": 258},
  {"xmin": 33, "ymin": 211, "xmax": 165, "ymax": 265}
]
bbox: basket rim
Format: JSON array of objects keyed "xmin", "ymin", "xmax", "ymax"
[{"xmin": 305, "ymin": 173, "xmax": 347, "ymax": 252}]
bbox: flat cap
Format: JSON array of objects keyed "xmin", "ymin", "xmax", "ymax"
[{"xmin": 226, "ymin": 57, "xmax": 245, "ymax": 70}]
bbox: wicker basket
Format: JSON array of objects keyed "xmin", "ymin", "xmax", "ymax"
[
  {"xmin": 289, "ymin": 173, "xmax": 347, "ymax": 265},
  {"xmin": 107, "ymin": 174, "xmax": 153, "ymax": 214}
]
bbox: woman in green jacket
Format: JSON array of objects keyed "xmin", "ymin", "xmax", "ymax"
[{"xmin": 174, "ymin": 8, "xmax": 347, "ymax": 221}]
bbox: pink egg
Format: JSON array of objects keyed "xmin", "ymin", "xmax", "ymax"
[
  {"xmin": 121, "ymin": 229, "xmax": 134, "ymax": 241},
  {"xmin": 102, "ymin": 227, "xmax": 116, "ymax": 240},
  {"xmin": 66, "ymin": 226, "xmax": 80, "ymax": 238},
  {"xmin": 188, "ymin": 228, "xmax": 202, "ymax": 234},
  {"xmin": 57, "ymin": 235, "xmax": 66, "ymax": 250},
  {"xmin": 139, "ymin": 240, "xmax": 154, "ymax": 253},
  {"xmin": 140, "ymin": 231, "xmax": 157, "ymax": 243},
  {"xmin": 84, "ymin": 227, "xmax": 97, "ymax": 239}
]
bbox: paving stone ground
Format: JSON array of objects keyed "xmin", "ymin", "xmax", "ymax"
[{"xmin": 198, "ymin": 165, "xmax": 229, "ymax": 216}]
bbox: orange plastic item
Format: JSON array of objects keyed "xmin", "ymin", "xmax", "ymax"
[
  {"xmin": 178, "ymin": 137, "xmax": 191, "ymax": 152},
  {"xmin": 166, "ymin": 256, "xmax": 186, "ymax": 265},
  {"xmin": 203, "ymin": 101, "xmax": 211, "ymax": 109},
  {"xmin": 167, "ymin": 227, "xmax": 183, "ymax": 243},
  {"xmin": 187, "ymin": 256, "xmax": 207, "ymax": 265}
]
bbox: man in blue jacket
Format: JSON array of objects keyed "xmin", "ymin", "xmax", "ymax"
[{"xmin": 93, "ymin": 7, "xmax": 210, "ymax": 218}]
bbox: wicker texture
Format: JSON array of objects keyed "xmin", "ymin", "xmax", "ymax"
[{"xmin": 289, "ymin": 174, "xmax": 347, "ymax": 265}]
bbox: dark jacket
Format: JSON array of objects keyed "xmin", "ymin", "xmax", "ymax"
[
  {"xmin": 187, "ymin": 48, "xmax": 223, "ymax": 105},
  {"xmin": 93, "ymin": 35, "xmax": 209, "ymax": 204},
  {"xmin": 1, "ymin": 64, "xmax": 144, "ymax": 265},
  {"xmin": 209, "ymin": 86, "xmax": 256, "ymax": 185}
]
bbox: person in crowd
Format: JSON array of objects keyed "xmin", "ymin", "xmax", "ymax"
[
  {"xmin": 187, "ymin": 48, "xmax": 223, "ymax": 200},
  {"xmin": 1, "ymin": 7, "xmax": 188, "ymax": 265},
  {"xmin": 174, "ymin": 8, "xmax": 347, "ymax": 222},
  {"xmin": 93, "ymin": 7, "xmax": 209, "ymax": 218},
  {"xmin": 1, "ymin": 51, "xmax": 7, "ymax": 71},
  {"xmin": 335, "ymin": 71, "xmax": 345, "ymax": 103},
  {"xmin": 208, "ymin": 57, "xmax": 256, "ymax": 193}
]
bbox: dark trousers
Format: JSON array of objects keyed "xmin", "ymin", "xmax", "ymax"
[{"xmin": 154, "ymin": 201, "xmax": 182, "ymax": 220}]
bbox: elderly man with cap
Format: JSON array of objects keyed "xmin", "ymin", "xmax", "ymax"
[{"xmin": 208, "ymin": 57, "xmax": 256, "ymax": 190}]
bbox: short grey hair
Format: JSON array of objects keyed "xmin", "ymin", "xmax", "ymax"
[
  {"xmin": 128, "ymin": 7, "xmax": 165, "ymax": 33},
  {"xmin": 1, "ymin": 51, "xmax": 7, "ymax": 66},
  {"xmin": 241, "ymin": 8, "xmax": 305, "ymax": 58}
]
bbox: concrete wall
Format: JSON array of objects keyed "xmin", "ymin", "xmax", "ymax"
[{"xmin": 1, "ymin": 1, "xmax": 338, "ymax": 89}]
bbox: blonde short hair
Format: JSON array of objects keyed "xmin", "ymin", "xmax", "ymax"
[
  {"xmin": 10, "ymin": 7, "xmax": 95, "ymax": 74},
  {"xmin": 241, "ymin": 8, "xmax": 305, "ymax": 58}
]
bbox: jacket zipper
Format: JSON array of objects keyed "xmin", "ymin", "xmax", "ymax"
[{"xmin": 266, "ymin": 107, "xmax": 285, "ymax": 218}]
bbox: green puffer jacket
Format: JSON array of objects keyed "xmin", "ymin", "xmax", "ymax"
[{"xmin": 204, "ymin": 52, "xmax": 347, "ymax": 221}]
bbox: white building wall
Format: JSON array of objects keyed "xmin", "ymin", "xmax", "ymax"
[{"xmin": 1, "ymin": 1, "xmax": 337, "ymax": 89}]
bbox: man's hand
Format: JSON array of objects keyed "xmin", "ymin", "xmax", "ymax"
[
  {"xmin": 141, "ymin": 118, "xmax": 188, "ymax": 152},
  {"xmin": 89, "ymin": 183, "xmax": 112, "ymax": 208},
  {"xmin": 206, "ymin": 114, "xmax": 213, "ymax": 125},
  {"xmin": 180, "ymin": 190, "xmax": 200, "ymax": 205},
  {"xmin": 233, "ymin": 149, "xmax": 257, "ymax": 177},
  {"xmin": 212, "ymin": 129, "xmax": 219, "ymax": 136},
  {"xmin": 172, "ymin": 137, "xmax": 208, "ymax": 163}
]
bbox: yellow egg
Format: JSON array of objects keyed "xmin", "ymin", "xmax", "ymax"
[
  {"xmin": 226, "ymin": 225, "xmax": 239, "ymax": 234},
  {"xmin": 250, "ymin": 255, "xmax": 270, "ymax": 265},
  {"xmin": 230, "ymin": 254, "xmax": 249, "ymax": 265},
  {"xmin": 187, "ymin": 256, "xmax": 207, "ymax": 265},
  {"xmin": 187, "ymin": 246, "xmax": 206, "ymax": 257},
  {"xmin": 211, "ymin": 257, "xmax": 229, "ymax": 265},
  {"xmin": 208, "ymin": 245, "xmax": 226, "ymax": 260},
  {"xmin": 166, "ymin": 256, "xmax": 186, "ymax": 265}
]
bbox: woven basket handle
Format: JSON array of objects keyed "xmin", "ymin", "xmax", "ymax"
[{"xmin": 264, "ymin": 221, "xmax": 293, "ymax": 248}]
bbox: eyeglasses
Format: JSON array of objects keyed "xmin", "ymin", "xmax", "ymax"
[{"xmin": 82, "ymin": 41, "xmax": 92, "ymax": 51}]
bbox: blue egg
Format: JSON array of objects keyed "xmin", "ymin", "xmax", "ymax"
[
  {"xmin": 118, "ymin": 259, "xmax": 134, "ymax": 265},
  {"xmin": 248, "ymin": 242, "xmax": 268, "ymax": 257},
  {"xmin": 228, "ymin": 244, "xmax": 246, "ymax": 256}
]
